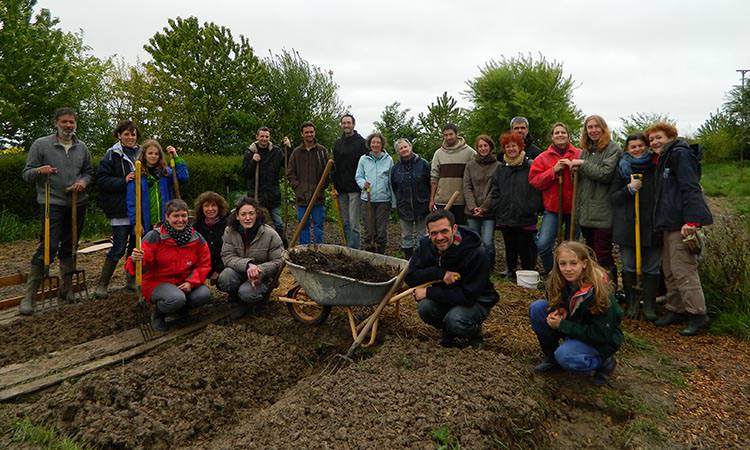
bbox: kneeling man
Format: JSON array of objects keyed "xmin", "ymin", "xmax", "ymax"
[{"xmin": 406, "ymin": 209, "xmax": 498, "ymax": 348}]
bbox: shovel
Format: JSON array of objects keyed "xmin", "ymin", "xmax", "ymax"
[
  {"xmin": 68, "ymin": 189, "xmax": 90, "ymax": 302},
  {"xmin": 631, "ymin": 174, "xmax": 643, "ymax": 319},
  {"xmin": 39, "ymin": 177, "xmax": 59, "ymax": 311},
  {"xmin": 331, "ymin": 187, "xmax": 348, "ymax": 245},
  {"xmin": 135, "ymin": 161, "xmax": 155, "ymax": 340}
]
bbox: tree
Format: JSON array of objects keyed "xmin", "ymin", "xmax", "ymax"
[
  {"xmin": 105, "ymin": 58, "xmax": 159, "ymax": 148},
  {"xmin": 614, "ymin": 112, "xmax": 676, "ymax": 147},
  {"xmin": 696, "ymin": 110, "xmax": 743, "ymax": 163},
  {"xmin": 0, "ymin": 0, "xmax": 109, "ymax": 149},
  {"xmin": 724, "ymin": 84, "xmax": 750, "ymax": 161},
  {"xmin": 373, "ymin": 102, "xmax": 422, "ymax": 154},
  {"xmin": 143, "ymin": 17, "xmax": 267, "ymax": 154},
  {"xmin": 464, "ymin": 53, "xmax": 583, "ymax": 148},
  {"xmin": 418, "ymin": 92, "xmax": 468, "ymax": 159},
  {"xmin": 262, "ymin": 49, "xmax": 345, "ymax": 149}
]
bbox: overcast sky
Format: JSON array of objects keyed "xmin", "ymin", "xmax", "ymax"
[{"xmin": 36, "ymin": 0, "xmax": 750, "ymax": 143}]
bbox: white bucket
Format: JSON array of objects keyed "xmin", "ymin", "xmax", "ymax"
[{"xmin": 516, "ymin": 270, "xmax": 540, "ymax": 289}]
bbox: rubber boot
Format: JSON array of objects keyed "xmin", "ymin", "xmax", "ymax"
[
  {"xmin": 58, "ymin": 257, "xmax": 76, "ymax": 303},
  {"xmin": 680, "ymin": 314, "xmax": 710, "ymax": 336},
  {"xmin": 654, "ymin": 311, "xmax": 687, "ymax": 327},
  {"xmin": 402, "ymin": 247, "xmax": 413, "ymax": 260},
  {"xmin": 621, "ymin": 271, "xmax": 639, "ymax": 320},
  {"xmin": 438, "ymin": 330, "xmax": 456, "ymax": 348},
  {"xmin": 19, "ymin": 264, "xmax": 45, "ymax": 315},
  {"xmin": 151, "ymin": 308, "xmax": 169, "ymax": 332},
  {"xmin": 641, "ymin": 274, "xmax": 660, "ymax": 322},
  {"xmin": 591, "ymin": 356, "xmax": 617, "ymax": 386},
  {"xmin": 94, "ymin": 258, "xmax": 118, "ymax": 299},
  {"xmin": 533, "ymin": 338, "xmax": 561, "ymax": 373}
]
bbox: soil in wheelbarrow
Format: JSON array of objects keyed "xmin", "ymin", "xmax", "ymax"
[{"xmin": 289, "ymin": 248, "xmax": 400, "ymax": 282}]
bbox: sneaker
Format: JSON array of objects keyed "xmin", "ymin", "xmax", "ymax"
[
  {"xmin": 533, "ymin": 356, "xmax": 561, "ymax": 373},
  {"xmin": 591, "ymin": 356, "xmax": 617, "ymax": 386}
]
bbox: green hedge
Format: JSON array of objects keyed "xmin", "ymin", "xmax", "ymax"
[{"xmin": 1, "ymin": 153, "xmax": 251, "ymax": 219}]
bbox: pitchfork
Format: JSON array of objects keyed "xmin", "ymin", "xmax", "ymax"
[
  {"xmin": 39, "ymin": 176, "xmax": 59, "ymax": 311},
  {"xmin": 68, "ymin": 189, "xmax": 90, "ymax": 302},
  {"xmin": 134, "ymin": 161, "xmax": 155, "ymax": 340}
]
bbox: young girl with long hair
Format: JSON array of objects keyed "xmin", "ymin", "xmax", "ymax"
[{"xmin": 528, "ymin": 241, "xmax": 623, "ymax": 385}]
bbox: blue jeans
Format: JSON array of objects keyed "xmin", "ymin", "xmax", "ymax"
[
  {"xmin": 466, "ymin": 217, "xmax": 496, "ymax": 264},
  {"xmin": 619, "ymin": 245, "xmax": 661, "ymax": 275},
  {"xmin": 398, "ymin": 217, "xmax": 426, "ymax": 250},
  {"xmin": 529, "ymin": 299, "xmax": 603, "ymax": 373},
  {"xmin": 535, "ymin": 211, "xmax": 574, "ymax": 274},
  {"xmin": 338, "ymin": 192, "xmax": 362, "ymax": 249},
  {"xmin": 106, "ymin": 224, "xmax": 135, "ymax": 262},
  {"xmin": 268, "ymin": 206, "xmax": 284, "ymax": 238},
  {"xmin": 296, "ymin": 205, "xmax": 325, "ymax": 245},
  {"xmin": 417, "ymin": 297, "xmax": 491, "ymax": 338}
]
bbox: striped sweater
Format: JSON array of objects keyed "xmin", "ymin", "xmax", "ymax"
[{"xmin": 430, "ymin": 137, "xmax": 476, "ymax": 205}]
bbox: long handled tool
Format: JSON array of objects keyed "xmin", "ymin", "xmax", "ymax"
[
  {"xmin": 39, "ymin": 177, "xmax": 59, "ymax": 311},
  {"xmin": 135, "ymin": 161, "xmax": 155, "ymax": 340},
  {"xmin": 69, "ymin": 189, "xmax": 90, "ymax": 302},
  {"xmin": 331, "ymin": 188, "xmax": 348, "ymax": 245},
  {"xmin": 170, "ymin": 156, "xmax": 181, "ymax": 200},
  {"xmin": 556, "ymin": 175, "xmax": 564, "ymax": 245},
  {"xmin": 569, "ymin": 171, "xmax": 578, "ymax": 241},
  {"xmin": 253, "ymin": 149, "xmax": 260, "ymax": 202},
  {"xmin": 365, "ymin": 187, "xmax": 376, "ymax": 252},
  {"xmin": 282, "ymin": 138, "xmax": 291, "ymax": 244},
  {"xmin": 632, "ymin": 174, "xmax": 643, "ymax": 318}
]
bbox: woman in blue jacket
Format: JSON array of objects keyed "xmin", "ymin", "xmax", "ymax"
[
  {"xmin": 355, "ymin": 132, "xmax": 394, "ymax": 254},
  {"xmin": 391, "ymin": 138, "xmax": 430, "ymax": 259},
  {"xmin": 126, "ymin": 139, "xmax": 189, "ymax": 232}
]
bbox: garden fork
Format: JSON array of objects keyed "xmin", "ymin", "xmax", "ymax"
[
  {"xmin": 68, "ymin": 189, "xmax": 90, "ymax": 302},
  {"xmin": 39, "ymin": 177, "xmax": 59, "ymax": 311},
  {"xmin": 134, "ymin": 161, "xmax": 155, "ymax": 340}
]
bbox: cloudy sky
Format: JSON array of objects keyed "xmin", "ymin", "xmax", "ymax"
[{"xmin": 36, "ymin": 0, "xmax": 749, "ymax": 141}]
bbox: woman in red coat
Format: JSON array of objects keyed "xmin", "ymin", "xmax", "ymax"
[
  {"xmin": 528, "ymin": 122, "xmax": 581, "ymax": 274},
  {"xmin": 126, "ymin": 199, "xmax": 212, "ymax": 331}
]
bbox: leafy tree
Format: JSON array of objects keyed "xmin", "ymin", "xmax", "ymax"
[
  {"xmin": 418, "ymin": 92, "xmax": 468, "ymax": 159},
  {"xmin": 262, "ymin": 49, "xmax": 345, "ymax": 149},
  {"xmin": 0, "ymin": 0, "xmax": 109, "ymax": 149},
  {"xmin": 614, "ymin": 112, "xmax": 676, "ymax": 147},
  {"xmin": 105, "ymin": 58, "xmax": 160, "ymax": 147},
  {"xmin": 373, "ymin": 102, "xmax": 422, "ymax": 154},
  {"xmin": 464, "ymin": 53, "xmax": 583, "ymax": 148},
  {"xmin": 696, "ymin": 110, "xmax": 743, "ymax": 163},
  {"xmin": 143, "ymin": 16, "xmax": 267, "ymax": 154},
  {"xmin": 724, "ymin": 84, "xmax": 750, "ymax": 161}
]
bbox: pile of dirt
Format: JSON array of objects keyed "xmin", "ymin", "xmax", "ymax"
[
  {"xmin": 288, "ymin": 248, "xmax": 400, "ymax": 282},
  {"xmin": 23, "ymin": 324, "xmax": 310, "ymax": 450},
  {"xmin": 206, "ymin": 338, "xmax": 547, "ymax": 450},
  {"xmin": 0, "ymin": 292, "xmax": 143, "ymax": 366}
]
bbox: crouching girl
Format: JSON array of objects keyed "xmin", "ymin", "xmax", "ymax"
[
  {"xmin": 529, "ymin": 241, "xmax": 623, "ymax": 385},
  {"xmin": 126, "ymin": 199, "xmax": 212, "ymax": 331},
  {"xmin": 217, "ymin": 197, "xmax": 284, "ymax": 318}
]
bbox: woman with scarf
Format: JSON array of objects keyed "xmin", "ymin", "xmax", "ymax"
[
  {"xmin": 125, "ymin": 199, "xmax": 212, "ymax": 332},
  {"xmin": 528, "ymin": 123, "xmax": 582, "ymax": 275},
  {"xmin": 391, "ymin": 138, "xmax": 431, "ymax": 259},
  {"xmin": 94, "ymin": 120, "xmax": 141, "ymax": 298},
  {"xmin": 126, "ymin": 139, "xmax": 189, "ymax": 231},
  {"xmin": 217, "ymin": 197, "xmax": 284, "ymax": 319},
  {"xmin": 610, "ymin": 133, "xmax": 661, "ymax": 320},
  {"xmin": 463, "ymin": 134, "xmax": 500, "ymax": 266},
  {"xmin": 355, "ymin": 132, "xmax": 395, "ymax": 254},
  {"xmin": 193, "ymin": 191, "xmax": 231, "ymax": 284},
  {"xmin": 491, "ymin": 132, "xmax": 542, "ymax": 277}
]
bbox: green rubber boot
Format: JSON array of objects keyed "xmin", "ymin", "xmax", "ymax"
[{"xmin": 19, "ymin": 264, "xmax": 44, "ymax": 315}]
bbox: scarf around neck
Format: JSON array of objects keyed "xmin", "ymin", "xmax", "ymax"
[
  {"xmin": 503, "ymin": 150, "xmax": 526, "ymax": 167},
  {"xmin": 618, "ymin": 152, "xmax": 655, "ymax": 178},
  {"xmin": 475, "ymin": 152, "xmax": 497, "ymax": 165},
  {"xmin": 163, "ymin": 222, "xmax": 193, "ymax": 246}
]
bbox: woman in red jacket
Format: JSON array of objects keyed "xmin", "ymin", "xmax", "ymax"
[
  {"xmin": 127, "ymin": 199, "xmax": 212, "ymax": 331},
  {"xmin": 528, "ymin": 122, "xmax": 581, "ymax": 274}
]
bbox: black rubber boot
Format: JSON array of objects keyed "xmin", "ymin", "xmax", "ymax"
[
  {"xmin": 533, "ymin": 338, "xmax": 560, "ymax": 373},
  {"xmin": 591, "ymin": 356, "xmax": 617, "ymax": 386},
  {"xmin": 438, "ymin": 330, "xmax": 456, "ymax": 348},
  {"xmin": 641, "ymin": 274, "xmax": 660, "ymax": 322},
  {"xmin": 621, "ymin": 271, "xmax": 638, "ymax": 320},
  {"xmin": 151, "ymin": 309, "xmax": 169, "ymax": 332},
  {"xmin": 19, "ymin": 264, "xmax": 44, "ymax": 315},
  {"xmin": 680, "ymin": 314, "xmax": 710, "ymax": 336},
  {"xmin": 654, "ymin": 311, "xmax": 687, "ymax": 327},
  {"xmin": 94, "ymin": 258, "xmax": 118, "ymax": 299}
]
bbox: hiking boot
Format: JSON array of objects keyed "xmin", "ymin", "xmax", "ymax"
[
  {"xmin": 151, "ymin": 309, "xmax": 169, "ymax": 332},
  {"xmin": 438, "ymin": 331, "xmax": 456, "ymax": 348},
  {"xmin": 591, "ymin": 356, "xmax": 617, "ymax": 386},
  {"xmin": 58, "ymin": 257, "xmax": 76, "ymax": 303},
  {"xmin": 680, "ymin": 314, "xmax": 710, "ymax": 336},
  {"xmin": 94, "ymin": 258, "xmax": 118, "ymax": 299},
  {"xmin": 533, "ymin": 356, "xmax": 561, "ymax": 373},
  {"xmin": 19, "ymin": 264, "xmax": 45, "ymax": 315},
  {"xmin": 654, "ymin": 311, "xmax": 687, "ymax": 327},
  {"xmin": 641, "ymin": 274, "xmax": 660, "ymax": 322}
]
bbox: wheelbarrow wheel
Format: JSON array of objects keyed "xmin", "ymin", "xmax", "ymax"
[{"xmin": 286, "ymin": 285, "xmax": 331, "ymax": 325}]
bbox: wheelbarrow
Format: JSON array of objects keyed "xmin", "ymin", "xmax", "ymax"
[{"xmin": 277, "ymin": 244, "xmax": 410, "ymax": 348}]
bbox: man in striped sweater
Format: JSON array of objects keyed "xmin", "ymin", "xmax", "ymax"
[{"xmin": 428, "ymin": 123, "xmax": 476, "ymax": 225}]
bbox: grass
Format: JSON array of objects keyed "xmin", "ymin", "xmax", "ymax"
[
  {"xmin": 11, "ymin": 417, "xmax": 98, "ymax": 450},
  {"xmin": 623, "ymin": 332, "xmax": 656, "ymax": 354},
  {"xmin": 702, "ymin": 161, "xmax": 750, "ymax": 215},
  {"xmin": 431, "ymin": 424, "xmax": 461, "ymax": 450}
]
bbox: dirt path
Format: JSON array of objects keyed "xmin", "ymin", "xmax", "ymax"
[{"xmin": 1, "ymin": 230, "xmax": 749, "ymax": 449}]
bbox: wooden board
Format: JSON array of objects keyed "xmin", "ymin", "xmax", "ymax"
[
  {"xmin": 77, "ymin": 241, "xmax": 113, "ymax": 254},
  {"xmin": 0, "ymin": 280, "xmax": 85, "ymax": 311},
  {"xmin": 0, "ymin": 273, "xmax": 26, "ymax": 288},
  {"xmin": 0, "ymin": 308, "xmax": 232, "ymax": 402}
]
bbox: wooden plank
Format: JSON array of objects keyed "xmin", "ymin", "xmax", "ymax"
[
  {"xmin": 77, "ymin": 242, "xmax": 113, "ymax": 254},
  {"xmin": 0, "ymin": 309, "xmax": 231, "ymax": 402},
  {"xmin": 0, "ymin": 281, "xmax": 84, "ymax": 311},
  {"xmin": 0, "ymin": 273, "xmax": 26, "ymax": 288}
]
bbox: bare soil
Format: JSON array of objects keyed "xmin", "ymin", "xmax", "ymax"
[{"xmin": 0, "ymin": 221, "xmax": 749, "ymax": 449}]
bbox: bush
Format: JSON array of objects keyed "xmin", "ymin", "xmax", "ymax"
[{"xmin": 701, "ymin": 213, "xmax": 750, "ymax": 340}]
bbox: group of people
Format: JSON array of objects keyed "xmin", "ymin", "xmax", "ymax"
[{"xmin": 19, "ymin": 106, "xmax": 713, "ymax": 386}]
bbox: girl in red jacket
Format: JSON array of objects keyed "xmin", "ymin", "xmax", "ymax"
[
  {"xmin": 528, "ymin": 123, "xmax": 581, "ymax": 274},
  {"xmin": 126, "ymin": 199, "xmax": 212, "ymax": 331}
]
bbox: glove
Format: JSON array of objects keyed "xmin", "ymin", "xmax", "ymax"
[{"xmin": 682, "ymin": 229, "xmax": 704, "ymax": 255}]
